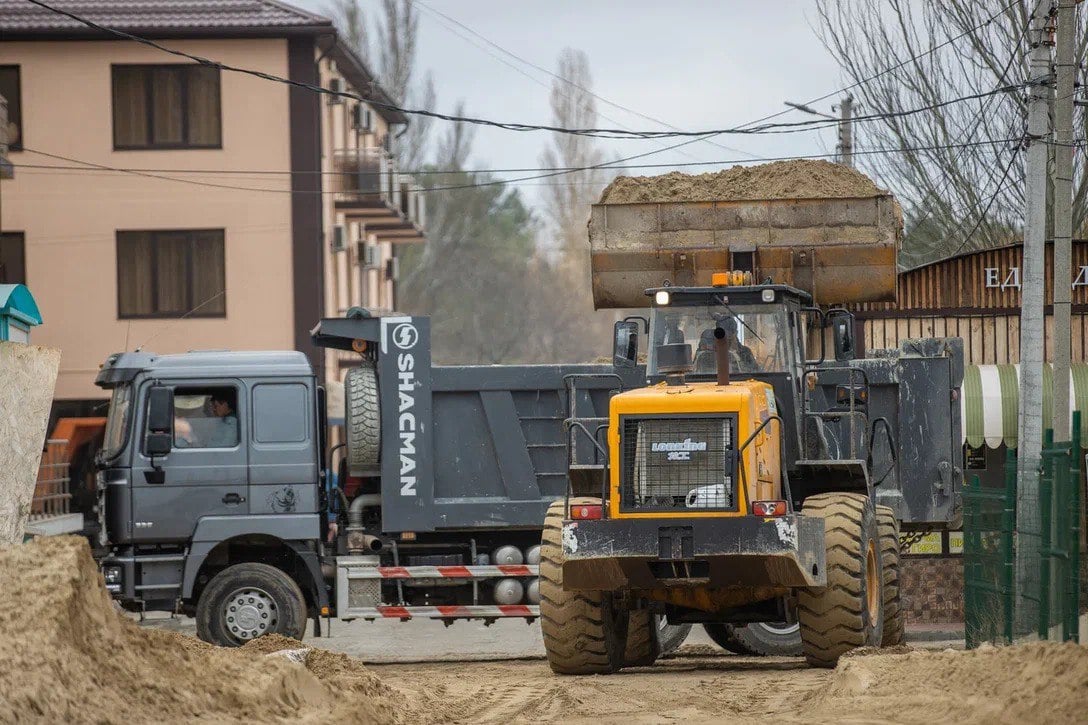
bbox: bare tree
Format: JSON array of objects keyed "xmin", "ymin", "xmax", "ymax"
[
  {"xmin": 537, "ymin": 48, "xmax": 616, "ymax": 361},
  {"xmin": 327, "ymin": 0, "xmax": 432, "ymax": 169},
  {"xmin": 815, "ymin": 0, "xmax": 1088, "ymax": 268}
]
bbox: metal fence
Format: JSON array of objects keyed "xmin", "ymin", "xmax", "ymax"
[
  {"xmin": 28, "ymin": 439, "xmax": 72, "ymax": 522},
  {"xmin": 964, "ymin": 414, "xmax": 1082, "ymax": 647}
]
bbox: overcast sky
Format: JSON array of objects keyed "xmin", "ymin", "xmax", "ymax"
[{"xmin": 298, "ymin": 1, "xmax": 847, "ymax": 207}]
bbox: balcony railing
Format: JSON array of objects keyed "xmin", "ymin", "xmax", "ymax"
[
  {"xmin": 333, "ymin": 147, "xmax": 394, "ymax": 205},
  {"xmin": 25, "ymin": 439, "xmax": 83, "ymax": 537}
]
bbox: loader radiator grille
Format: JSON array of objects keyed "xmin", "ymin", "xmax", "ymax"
[{"xmin": 619, "ymin": 415, "xmax": 738, "ymax": 512}]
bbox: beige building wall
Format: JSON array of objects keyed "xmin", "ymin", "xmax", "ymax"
[
  {"xmin": 317, "ymin": 55, "xmax": 397, "ymax": 385},
  {"xmin": 0, "ymin": 39, "xmax": 295, "ymax": 401}
]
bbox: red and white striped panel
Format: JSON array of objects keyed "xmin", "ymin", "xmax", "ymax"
[
  {"xmin": 347, "ymin": 565, "xmax": 538, "ymax": 580},
  {"xmin": 356, "ymin": 604, "xmax": 539, "ymax": 619}
]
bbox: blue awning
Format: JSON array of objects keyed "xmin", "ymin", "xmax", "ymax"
[{"xmin": 0, "ymin": 284, "xmax": 43, "ymax": 327}]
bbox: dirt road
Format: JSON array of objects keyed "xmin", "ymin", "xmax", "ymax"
[
  {"xmin": 371, "ymin": 643, "xmax": 1088, "ymax": 725},
  {"xmin": 373, "ymin": 649, "xmax": 827, "ymax": 723}
]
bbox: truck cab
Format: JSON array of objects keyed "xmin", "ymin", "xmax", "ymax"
[{"xmin": 94, "ymin": 350, "xmax": 327, "ymax": 640}]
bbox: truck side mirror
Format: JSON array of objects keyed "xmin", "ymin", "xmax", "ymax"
[
  {"xmin": 147, "ymin": 386, "xmax": 174, "ymax": 433},
  {"xmin": 830, "ymin": 311, "xmax": 856, "ymax": 362},
  {"xmin": 146, "ymin": 432, "xmax": 172, "ymax": 457},
  {"xmin": 613, "ymin": 320, "xmax": 639, "ymax": 368}
]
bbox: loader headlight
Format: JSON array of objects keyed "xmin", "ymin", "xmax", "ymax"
[
  {"xmin": 655, "ymin": 290, "xmax": 670, "ymax": 306},
  {"xmin": 761, "ymin": 289, "xmax": 775, "ymax": 302}
]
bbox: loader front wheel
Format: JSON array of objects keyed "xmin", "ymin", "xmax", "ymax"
[
  {"xmin": 798, "ymin": 493, "xmax": 883, "ymax": 668},
  {"xmin": 540, "ymin": 499, "xmax": 626, "ymax": 675},
  {"xmin": 876, "ymin": 505, "xmax": 904, "ymax": 646}
]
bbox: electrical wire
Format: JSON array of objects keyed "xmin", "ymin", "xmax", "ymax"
[
  {"xmin": 413, "ymin": 0, "xmax": 760, "ymax": 160},
  {"xmin": 12, "ymin": 138, "xmax": 1025, "ymax": 196},
  {"xmin": 22, "ymin": 0, "xmax": 1025, "ymax": 141}
]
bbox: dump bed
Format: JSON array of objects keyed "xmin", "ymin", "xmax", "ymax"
[{"xmin": 588, "ymin": 162, "xmax": 902, "ymax": 307}]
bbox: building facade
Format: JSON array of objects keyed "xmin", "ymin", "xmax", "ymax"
[{"xmin": 0, "ymin": 0, "xmax": 424, "ymax": 415}]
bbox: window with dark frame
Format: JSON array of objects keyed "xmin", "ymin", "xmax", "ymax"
[
  {"xmin": 0, "ymin": 232, "xmax": 25, "ymax": 284},
  {"xmin": 0, "ymin": 66, "xmax": 22, "ymax": 151},
  {"xmin": 116, "ymin": 229, "xmax": 226, "ymax": 319},
  {"xmin": 112, "ymin": 64, "xmax": 221, "ymax": 149}
]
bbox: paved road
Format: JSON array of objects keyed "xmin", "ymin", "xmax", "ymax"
[{"xmin": 140, "ymin": 614, "xmax": 961, "ymax": 662}]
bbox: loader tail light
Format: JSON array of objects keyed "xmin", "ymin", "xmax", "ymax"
[
  {"xmin": 752, "ymin": 500, "xmax": 787, "ymax": 517},
  {"xmin": 569, "ymin": 503, "xmax": 603, "ymax": 520}
]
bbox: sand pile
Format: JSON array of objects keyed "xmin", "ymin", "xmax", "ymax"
[
  {"xmin": 599, "ymin": 159, "xmax": 888, "ymax": 204},
  {"xmin": 0, "ymin": 536, "xmax": 411, "ymax": 724},
  {"xmin": 811, "ymin": 643, "xmax": 1088, "ymax": 724}
]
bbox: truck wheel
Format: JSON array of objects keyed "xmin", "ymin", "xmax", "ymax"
[
  {"xmin": 797, "ymin": 493, "xmax": 883, "ymax": 667},
  {"xmin": 540, "ymin": 499, "xmax": 626, "ymax": 675},
  {"xmin": 876, "ymin": 505, "xmax": 904, "ymax": 646},
  {"xmin": 703, "ymin": 622, "xmax": 802, "ymax": 656},
  {"xmin": 658, "ymin": 619, "xmax": 692, "ymax": 655},
  {"xmin": 624, "ymin": 610, "xmax": 661, "ymax": 667},
  {"xmin": 195, "ymin": 563, "xmax": 307, "ymax": 647},
  {"xmin": 345, "ymin": 363, "xmax": 380, "ymax": 474}
]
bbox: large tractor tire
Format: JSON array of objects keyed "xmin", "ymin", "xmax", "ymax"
[
  {"xmin": 703, "ymin": 622, "xmax": 803, "ymax": 657},
  {"xmin": 797, "ymin": 493, "xmax": 883, "ymax": 668},
  {"xmin": 658, "ymin": 619, "xmax": 693, "ymax": 655},
  {"xmin": 624, "ymin": 614, "xmax": 692, "ymax": 665},
  {"xmin": 540, "ymin": 499, "xmax": 627, "ymax": 675},
  {"xmin": 196, "ymin": 563, "xmax": 307, "ymax": 647},
  {"xmin": 624, "ymin": 610, "xmax": 661, "ymax": 667},
  {"xmin": 345, "ymin": 363, "xmax": 380, "ymax": 474},
  {"xmin": 876, "ymin": 505, "xmax": 905, "ymax": 646}
]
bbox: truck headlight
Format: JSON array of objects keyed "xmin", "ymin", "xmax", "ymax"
[{"xmin": 102, "ymin": 566, "xmax": 122, "ymax": 589}]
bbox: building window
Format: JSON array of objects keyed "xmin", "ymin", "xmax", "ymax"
[
  {"xmin": 0, "ymin": 232, "xmax": 25, "ymax": 284},
  {"xmin": 112, "ymin": 65, "xmax": 221, "ymax": 149},
  {"xmin": 0, "ymin": 66, "xmax": 21, "ymax": 151},
  {"xmin": 116, "ymin": 230, "xmax": 225, "ymax": 318}
]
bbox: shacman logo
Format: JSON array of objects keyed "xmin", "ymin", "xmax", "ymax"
[
  {"xmin": 651, "ymin": 438, "xmax": 707, "ymax": 462},
  {"xmin": 392, "ymin": 323, "xmax": 419, "ymax": 350}
]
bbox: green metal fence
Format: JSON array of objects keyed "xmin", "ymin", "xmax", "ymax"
[{"xmin": 964, "ymin": 412, "xmax": 1082, "ymax": 648}]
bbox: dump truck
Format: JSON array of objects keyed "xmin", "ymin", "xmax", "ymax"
[
  {"xmin": 90, "ymin": 313, "xmax": 702, "ymax": 650},
  {"xmin": 540, "ymin": 163, "xmax": 963, "ymax": 671}
]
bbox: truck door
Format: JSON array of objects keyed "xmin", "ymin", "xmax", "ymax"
[{"xmin": 131, "ymin": 383, "xmax": 249, "ymax": 542}]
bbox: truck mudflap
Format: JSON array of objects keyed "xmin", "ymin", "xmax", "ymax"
[{"xmin": 560, "ymin": 514, "xmax": 826, "ymax": 591}]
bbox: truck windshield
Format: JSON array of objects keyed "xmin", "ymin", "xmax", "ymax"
[
  {"xmin": 648, "ymin": 304, "xmax": 791, "ymax": 376},
  {"xmin": 101, "ymin": 385, "xmax": 132, "ymax": 460}
]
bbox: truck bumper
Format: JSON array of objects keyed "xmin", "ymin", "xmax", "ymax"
[{"xmin": 560, "ymin": 514, "xmax": 825, "ymax": 590}]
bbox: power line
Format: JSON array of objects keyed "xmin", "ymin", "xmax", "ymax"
[
  {"xmin": 23, "ymin": 0, "xmax": 1025, "ymax": 142},
  {"xmin": 13, "ymin": 138, "xmax": 1026, "ymax": 197},
  {"xmin": 413, "ymin": 0, "xmax": 759, "ymax": 160}
]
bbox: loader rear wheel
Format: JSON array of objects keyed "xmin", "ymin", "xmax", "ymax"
[
  {"xmin": 703, "ymin": 621, "xmax": 803, "ymax": 657},
  {"xmin": 876, "ymin": 505, "xmax": 904, "ymax": 646},
  {"xmin": 798, "ymin": 493, "xmax": 883, "ymax": 668},
  {"xmin": 624, "ymin": 610, "xmax": 661, "ymax": 667},
  {"xmin": 540, "ymin": 499, "xmax": 626, "ymax": 675}
]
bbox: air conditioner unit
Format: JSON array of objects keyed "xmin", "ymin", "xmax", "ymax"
[
  {"xmin": 385, "ymin": 257, "xmax": 399, "ymax": 281},
  {"xmin": 328, "ymin": 77, "xmax": 345, "ymax": 103},
  {"xmin": 331, "ymin": 225, "xmax": 346, "ymax": 252},
  {"xmin": 353, "ymin": 104, "xmax": 373, "ymax": 132},
  {"xmin": 359, "ymin": 243, "xmax": 380, "ymax": 269}
]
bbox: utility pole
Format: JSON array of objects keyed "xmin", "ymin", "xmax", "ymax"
[
  {"xmin": 1017, "ymin": 0, "xmax": 1056, "ymax": 633},
  {"xmin": 1052, "ymin": 0, "xmax": 1076, "ymax": 441},
  {"xmin": 783, "ymin": 94, "xmax": 855, "ymax": 167},
  {"xmin": 836, "ymin": 95, "xmax": 855, "ymax": 168}
]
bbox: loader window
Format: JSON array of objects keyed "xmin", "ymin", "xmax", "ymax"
[
  {"xmin": 171, "ymin": 387, "xmax": 239, "ymax": 449},
  {"xmin": 650, "ymin": 304, "xmax": 791, "ymax": 377}
]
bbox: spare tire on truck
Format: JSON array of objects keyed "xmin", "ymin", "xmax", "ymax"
[{"xmin": 345, "ymin": 363, "xmax": 380, "ymax": 474}]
